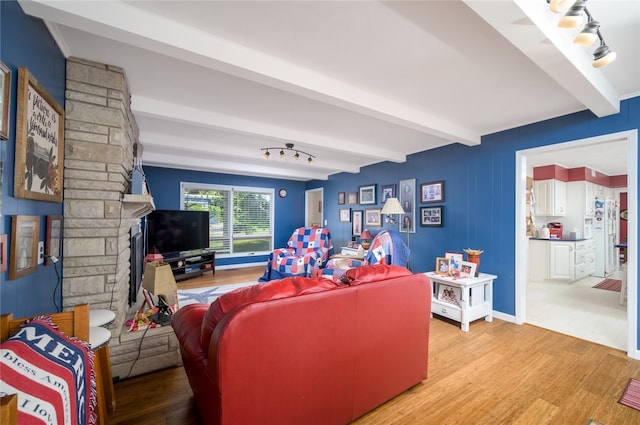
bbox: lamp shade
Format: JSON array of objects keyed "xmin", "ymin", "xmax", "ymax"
[
  {"xmin": 381, "ymin": 197, "xmax": 405, "ymax": 215},
  {"xmin": 360, "ymin": 229, "xmax": 372, "ymax": 240},
  {"xmin": 142, "ymin": 261, "xmax": 178, "ymax": 296}
]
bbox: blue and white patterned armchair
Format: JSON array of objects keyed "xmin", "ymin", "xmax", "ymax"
[{"xmin": 259, "ymin": 227, "xmax": 334, "ymax": 281}]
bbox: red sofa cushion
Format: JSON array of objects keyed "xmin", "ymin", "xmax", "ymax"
[
  {"xmin": 200, "ymin": 277, "xmax": 341, "ymax": 350},
  {"xmin": 340, "ymin": 264, "xmax": 413, "ymax": 286}
]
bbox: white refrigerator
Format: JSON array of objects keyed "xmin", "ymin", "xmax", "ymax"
[{"xmin": 592, "ymin": 198, "xmax": 617, "ymax": 277}]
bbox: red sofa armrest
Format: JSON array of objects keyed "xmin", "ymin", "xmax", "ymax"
[{"xmin": 171, "ymin": 304, "xmax": 209, "ymax": 361}]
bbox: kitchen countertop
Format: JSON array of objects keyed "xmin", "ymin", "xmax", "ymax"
[{"xmin": 529, "ymin": 237, "xmax": 589, "ymax": 242}]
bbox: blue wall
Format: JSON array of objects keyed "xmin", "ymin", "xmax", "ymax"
[
  {"xmin": 0, "ymin": 0, "xmax": 66, "ymax": 317},
  {"xmin": 144, "ymin": 166, "xmax": 307, "ymax": 267}
]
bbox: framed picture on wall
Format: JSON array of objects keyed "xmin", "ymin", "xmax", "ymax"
[
  {"xmin": 339, "ymin": 208, "xmax": 351, "ymax": 222},
  {"xmin": 347, "ymin": 192, "xmax": 358, "ymax": 205},
  {"xmin": 364, "ymin": 208, "xmax": 382, "ymax": 227},
  {"xmin": 399, "ymin": 178, "xmax": 416, "ymax": 233},
  {"xmin": 420, "ymin": 206, "xmax": 443, "ymax": 227},
  {"xmin": 45, "ymin": 215, "xmax": 63, "ymax": 265},
  {"xmin": 338, "ymin": 192, "xmax": 345, "ymax": 205},
  {"xmin": 420, "ymin": 180, "xmax": 444, "ymax": 203},
  {"xmin": 14, "ymin": 66, "xmax": 64, "ymax": 202},
  {"xmin": 359, "ymin": 184, "xmax": 377, "ymax": 205},
  {"xmin": 9, "ymin": 215, "xmax": 40, "ymax": 280},
  {"xmin": 381, "ymin": 184, "xmax": 396, "ymax": 203},
  {"xmin": 352, "ymin": 210, "xmax": 363, "ymax": 236},
  {"xmin": 0, "ymin": 61, "xmax": 10, "ymax": 140}
]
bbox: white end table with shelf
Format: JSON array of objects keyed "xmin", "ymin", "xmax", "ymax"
[{"xmin": 424, "ymin": 271, "xmax": 496, "ymax": 332}]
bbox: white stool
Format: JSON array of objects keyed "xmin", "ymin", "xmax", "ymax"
[
  {"xmin": 89, "ymin": 323, "xmax": 116, "ymax": 424},
  {"xmin": 90, "ymin": 309, "xmax": 115, "ymax": 328}
]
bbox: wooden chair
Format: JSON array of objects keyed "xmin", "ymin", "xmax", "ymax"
[{"xmin": 0, "ymin": 304, "xmax": 110, "ymax": 425}]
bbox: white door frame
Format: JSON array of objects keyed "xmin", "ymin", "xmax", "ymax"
[
  {"xmin": 305, "ymin": 187, "xmax": 324, "ymax": 227},
  {"xmin": 515, "ymin": 130, "xmax": 638, "ymax": 359}
]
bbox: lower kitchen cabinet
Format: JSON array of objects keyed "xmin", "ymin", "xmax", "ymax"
[{"xmin": 529, "ymin": 239, "xmax": 593, "ymax": 282}]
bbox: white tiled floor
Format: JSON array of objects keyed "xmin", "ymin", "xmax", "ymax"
[{"xmin": 526, "ymin": 270, "xmax": 627, "ymax": 350}]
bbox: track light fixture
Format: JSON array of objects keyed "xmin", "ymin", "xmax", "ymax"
[
  {"xmin": 547, "ymin": 0, "xmax": 616, "ymax": 68},
  {"xmin": 261, "ymin": 143, "xmax": 315, "ymax": 164}
]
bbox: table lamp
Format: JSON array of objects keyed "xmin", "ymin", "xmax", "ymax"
[
  {"xmin": 360, "ymin": 229, "xmax": 372, "ymax": 250},
  {"xmin": 142, "ymin": 261, "xmax": 178, "ymax": 305}
]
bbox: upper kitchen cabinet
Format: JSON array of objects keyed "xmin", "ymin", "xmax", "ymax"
[
  {"xmin": 534, "ymin": 179, "xmax": 566, "ymax": 216},
  {"xmin": 567, "ymin": 181, "xmax": 596, "ymax": 217}
]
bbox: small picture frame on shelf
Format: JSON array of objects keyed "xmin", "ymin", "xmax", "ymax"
[
  {"xmin": 435, "ymin": 257, "xmax": 451, "ymax": 275},
  {"xmin": 445, "ymin": 252, "xmax": 463, "ymax": 271},
  {"xmin": 339, "ymin": 208, "xmax": 351, "ymax": 222},
  {"xmin": 459, "ymin": 261, "xmax": 477, "ymax": 279},
  {"xmin": 438, "ymin": 284, "xmax": 461, "ymax": 305}
]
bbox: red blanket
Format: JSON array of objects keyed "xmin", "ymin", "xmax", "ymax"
[{"xmin": 0, "ymin": 318, "xmax": 96, "ymax": 425}]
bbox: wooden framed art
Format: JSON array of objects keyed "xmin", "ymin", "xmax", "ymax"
[
  {"xmin": 45, "ymin": 215, "xmax": 63, "ymax": 265},
  {"xmin": 347, "ymin": 191, "xmax": 358, "ymax": 205},
  {"xmin": 359, "ymin": 184, "xmax": 377, "ymax": 205},
  {"xmin": 352, "ymin": 210, "xmax": 363, "ymax": 236},
  {"xmin": 435, "ymin": 256, "xmax": 451, "ymax": 275},
  {"xmin": 0, "ymin": 234, "xmax": 7, "ymax": 273},
  {"xmin": 0, "ymin": 61, "xmax": 10, "ymax": 140},
  {"xmin": 365, "ymin": 208, "xmax": 382, "ymax": 227},
  {"xmin": 381, "ymin": 183, "xmax": 396, "ymax": 203},
  {"xmin": 338, "ymin": 192, "xmax": 345, "ymax": 205},
  {"xmin": 14, "ymin": 66, "xmax": 64, "ymax": 202},
  {"xmin": 9, "ymin": 215, "xmax": 40, "ymax": 280},
  {"xmin": 420, "ymin": 180, "xmax": 444, "ymax": 204},
  {"xmin": 339, "ymin": 208, "xmax": 351, "ymax": 222},
  {"xmin": 420, "ymin": 206, "xmax": 443, "ymax": 227},
  {"xmin": 459, "ymin": 261, "xmax": 477, "ymax": 279}
]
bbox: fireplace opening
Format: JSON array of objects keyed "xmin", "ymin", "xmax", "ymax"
[{"xmin": 129, "ymin": 231, "xmax": 144, "ymax": 306}]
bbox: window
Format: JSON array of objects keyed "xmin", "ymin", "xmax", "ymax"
[{"xmin": 181, "ymin": 182, "xmax": 274, "ymax": 256}]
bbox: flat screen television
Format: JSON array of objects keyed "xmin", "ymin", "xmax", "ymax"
[{"xmin": 146, "ymin": 209, "xmax": 209, "ymax": 256}]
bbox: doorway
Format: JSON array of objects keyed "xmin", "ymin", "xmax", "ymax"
[
  {"xmin": 515, "ymin": 131, "xmax": 638, "ymax": 359},
  {"xmin": 305, "ymin": 188, "xmax": 323, "ymax": 227}
]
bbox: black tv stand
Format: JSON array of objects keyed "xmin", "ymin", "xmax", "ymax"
[{"xmin": 163, "ymin": 249, "xmax": 215, "ymax": 281}]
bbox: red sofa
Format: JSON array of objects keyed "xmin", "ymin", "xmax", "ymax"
[{"xmin": 171, "ymin": 265, "xmax": 431, "ymax": 425}]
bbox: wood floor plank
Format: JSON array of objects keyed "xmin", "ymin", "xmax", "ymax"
[{"xmin": 108, "ymin": 267, "xmax": 640, "ymax": 424}]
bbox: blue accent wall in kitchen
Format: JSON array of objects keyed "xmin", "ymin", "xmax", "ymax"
[{"xmin": 0, "ymin": 0, "xmax": 66, "ymax": 317}]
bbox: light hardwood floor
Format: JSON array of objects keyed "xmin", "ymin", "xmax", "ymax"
[{"xmin": 108, "ymin": 266, "xmax": 640, "ymax": 425}]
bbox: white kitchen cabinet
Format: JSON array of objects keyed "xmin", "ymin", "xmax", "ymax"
[
  {"xmin": 534, "ymin": 179, "xmax": 566, "ymax": 216},
  {"xmin": 549, "ymin": 242, "xmax": 575, "ymax": 280},
  {"xmin": 530, "ymin": 239, "xmax": 594, "ymax": 282}
]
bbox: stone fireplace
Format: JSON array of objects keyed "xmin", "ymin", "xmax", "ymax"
[{"xmin": 63, "ymin": 57, "xmax": 178, "ymax": 379}]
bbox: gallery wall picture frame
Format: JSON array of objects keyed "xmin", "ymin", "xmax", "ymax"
[
  {"xmin": 381, "ymin": 183, "xmax": 396, "ymax": 203},
  {"xmin": 420, "ymin": 206, "xmax": 443, "ymax": 227},
  {"xmin": 364, "ymin": 208, "xmax": 382, "ymax": 227},
  {"xmin": 338, "ymin": 192, "xmax": 346, "ymax": 205},
  {"xmin": 420, "ymin": 180, "xmax": 444, "ymax": 204},
  {"xmin": 352, "ymin": 210, "xmax": 363, "ymax": 236},
  {"xmin": 339, "ymin": 208, "xmax": 351, "ymax": 222},
  {"xmin": 9, "ymin": 215, "xmax": 40, "ymax": 280},
  {"xmin": 14, "ymin": 66, "xmax": 64, "ymax": 202},
  {"xmin": 0, "ymin": 234, "xmax": 7, "ymax": 273},
  {"xmin": 0, "ymin": 61, "xmax": 11, "ymax": 140},
  {"xmin": 45, "ymin": 215, "xmax": 63, "ymax": 265},
  {"xmin": 347, "ymin": 191, "xmax": 358, "ymax": 205},
  {"xmin": 359, "ymin": 184, "xmax": 377, "ymax": 205},
  {"xmin": 399, "ymin": 178, "xmax": 416, "ymax": 233}
]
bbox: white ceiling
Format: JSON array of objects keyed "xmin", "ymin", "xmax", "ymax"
[{"xmin": 19, "ymin": 0, "xmax": 640, "ymax": 180}]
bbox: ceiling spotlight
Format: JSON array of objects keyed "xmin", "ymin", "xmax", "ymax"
[
  {"xmin": 573, "ymin": 18, "xmax": 599, "ymax": 46},
  {"xmin": 593, "ymin": 38, "xmax": 616, "ymax": 68},
  {"xmin": 548, "ymin": 0, "xmax": 577, "ymax": 13},
  {"xmin": 260, "ymin": 142, "xmax": 316, "ymax": 164},
  {"xmin": 558, "ymin": 0, "xmax": 586, "ymax": 29}
]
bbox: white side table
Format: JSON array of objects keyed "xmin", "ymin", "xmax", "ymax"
[{"xmin": 424, "ymin": 272, "xmax": 496, "ymax": 332}]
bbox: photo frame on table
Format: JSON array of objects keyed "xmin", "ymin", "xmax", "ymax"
[
  {"xmin": 420, "ymin": 180, "xmax": 444, "ymax": 204},
  {"xmin": 358, "ymin": 184, "xmax": 377, "ymax": 205},
  {"xmin": 0, "ymin": 61, "xmax": 11, "ymax": 140},
  {"xmin": 445, "ymin": 251, "xmax": 463, "ymax": 271},
  {"xmin": 420, "ymin": 206, "xmax": 443, "ymax": 227},
  {"xmin": 339, "ymin": 208, "xmax": 351, "ymax": 222},
  {"xmin": 399, "ymin": 178, "xmax": 416, "ymax": 233},
  {"xmin": 45, "ymin": 215, "xmax": 63, "ymax": 265},
  {"xmin": 14, "ymin": 66, "xmax": 64, "ymax": 203},
  {"xmin": 0, "ymin": 234, "xmax": 7, "ymax": 273},
  {"xmin": 438, "ymin": 284, "xmax": 461, "ymax": 305},
  {"xmin": 364, "ymin": 208, "xmax": 382, "ymax": 227},
  {"xmin": 381, "ymin": 184, "xmax": 396, "ymax": 203},
  {"xmin": 435, "ymin": 256, "xmax": 451, "ymax": 275},
  {"xmin": 459, "ymin": 261, "xmax": 477, "ymax": 279},
  {"xmin": 352, "ymin": 210, "xmax": 363, "ymax": 236},
  {"xmin": 347, "ymin": 191, "xmax": 358, "ymax": 205},
  {"xmin": 338, "ymin": 192, "xmax": 345, "ymax": 205},
  {"xmin": 9, "ymin": 215, "xmax": 40, "ymax": 280}
]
